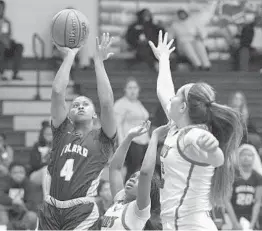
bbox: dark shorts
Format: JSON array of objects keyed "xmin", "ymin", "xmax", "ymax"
[{"xmin": 38, "ymin": 201, "xmax": 100, "ymax": 230}]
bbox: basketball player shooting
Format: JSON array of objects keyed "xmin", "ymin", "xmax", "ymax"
[
  {"xmin": 149, "ymin": 31, "xmax": 244, "ymax": 230},
  {"xmin": 38, "ymin": 32, "xmax": 116, "ymax": 230}
]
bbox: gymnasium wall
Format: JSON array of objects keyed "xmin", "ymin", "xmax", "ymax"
[{"xmin": 5, "ymin": 0, "xmax": 98, "ymax": 59}]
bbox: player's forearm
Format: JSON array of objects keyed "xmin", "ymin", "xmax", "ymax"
[
  {"xmin": 157, "ymin": 56, "xmax": 175, "ymax": 112},
  {"xmin": 52, "ymin": 52, "xmax": 75, "ymax": 94},
  {"xmin": 109, "ymin": 135, "xmax": 133, "ymax": 171},
  {"xmin": 225, "ymin": 201, "xmax": 239, "ymax": 226},
  {"xmin": 140, "ymin": 134, "xmax": 158, "ymax": 177},
  {"xmin": 250, "ymin": 202, "xmax": 261, "ymax": 227},
  {"xmin": 94, "ymin": 58, "xmax": 114, "ymax": 107}
]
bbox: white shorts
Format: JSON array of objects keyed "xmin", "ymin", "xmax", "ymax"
[{"xmin": 162, "ymin": 211, "xmax": 218, "ymax": 231}]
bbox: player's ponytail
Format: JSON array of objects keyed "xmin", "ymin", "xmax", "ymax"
[
  {"xmin": 186, "ymin": 82, "xmax": 244, "ymax": 207},
  {"xmin": 208, "ymin": 103, "xmax": 243, "ymax": 206}
]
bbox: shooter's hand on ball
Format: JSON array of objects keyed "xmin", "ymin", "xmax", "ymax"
[
  {"xmin": 95, "ymin": 32, "xmax": 114, "ymax": 61},
  {"xmin": 54, "ymin": 43, "xmax": 80, "ymax": 59}
]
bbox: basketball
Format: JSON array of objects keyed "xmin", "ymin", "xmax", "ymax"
[{"xmin": 51, "ymin": 9, "xmax": 89, "ymax": 48}]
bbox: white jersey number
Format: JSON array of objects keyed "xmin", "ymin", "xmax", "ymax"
[
  {"xmin": 236, "ymin": 193, "xmax": 253, "ymax": 206},
  {"xmin": 60, "ymin": 159, "xmax": 74, "ymax": 181}
]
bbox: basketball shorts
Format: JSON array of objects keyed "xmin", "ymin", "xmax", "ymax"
[
  {"xmin": 38, "ymin": 196, "xmax": 100, "ymax": 230},
  {"xmin": 162, "ymin": 211, "xmax": 218, "ymax": 231}
]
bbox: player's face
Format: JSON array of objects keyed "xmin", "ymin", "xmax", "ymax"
[
  {"xmin": 168, "ymin": 85, "xmax": 190, "ymax": 122},
  {"xmin": 100, "ymin": 182, "xmax": 112, "ymax": 201},
  {"xmin": 10, "ymin": 166, "xmax": 26, "ymax": 184},
  {"xmin": 239, "ymin": 150, "xmax": 254, "ymax": 169},
  {"xmin": 43, "ymin": 126, "xmax": 53, "ymax": 143},
  {"xmin": 125, "ymin": 81, "xmax": 140, "ymax": 101},
  {"xmin": 125, "ymin": 171, "xmax": 140, "ymax": 198},
  {"xmin": 70, "ymin": 96, "xmax": 95, "ymax": 122}
]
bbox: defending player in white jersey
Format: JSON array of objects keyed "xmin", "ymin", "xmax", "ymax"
[
  {"xmin": 101, "ymin": 121, "xmax": 168, "ymax": 230},
  {"xmin": 149, "ymin": 31, "xmax": 244, "ymax": 230}
]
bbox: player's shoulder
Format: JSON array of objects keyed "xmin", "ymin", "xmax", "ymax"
[
  {"xmin": 183, "ymin": 125, "xmax": 210, "ymax": 143},
  {"xmin": 251, "ymin": 170, "xmax": 262, "ymax": 182}
]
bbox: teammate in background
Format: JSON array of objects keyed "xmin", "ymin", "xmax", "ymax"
[
  {"xmin": 226, "ymin": 144, "xmax": 262, "ymax": 230},
  {"xmin": 38, "ymin": 33, "xmax": 116, "ymax": 230},
  {"xmin": 149, "ymin": 31, "xmax": 243, "ymax": 230},
  {"xmin": 101, "ymin": 121, "xmax": 168, "ymax": 230}
]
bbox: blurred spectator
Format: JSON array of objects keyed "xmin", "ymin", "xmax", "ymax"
[
  {"xmin": 95, "ymin": 180, "xmax": 112, "ymax": 216},
  {"xmin": 29, "ymin": 121, "xmax": 52, "ymax": 174},
  {"xmin": 225, "ymin": 144, "xmax": 262, "ymax": 230},
  {"xmin": 125, "ymin": 9, "xmax": 163, "ymax": 71},
  {"xmin": 238, "ymin": 16, "xmax": 260, "ymax": 71},
  {"xmin": 0, "ymin": 0, "xmax": 23, "ymax": 81},
  {"xmin": 228, "ymin": 91, "xmax": 262, "ymax": 151},
  {"xmin": 169, "ymin": 9, "xmax": 210, "ymax": 70},
  {"xmin": 0, "ymin": 133, "xmax": 13, "ymax": 177},
  {"xmin": 114, "ymin": 77, "xmax": 150, "ymax": 181},
  {"xmin": 0, "ymin": 162, "xmax": 38, "ymax": 228}
]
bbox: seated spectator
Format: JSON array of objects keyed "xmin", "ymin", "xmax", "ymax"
[
  {"xmin": 114, "ymin": 77, "xmax": 150, "ymax": 182},
  {"xmin": 125, "ymin": 9, "xmax": 163, "ymax": 71},
  {"xmin": 95, "ymin": 180, "xmax": 112, "ymax": 217},
  {"xmin": 225, "ymin": 145, "xmax": 262, "ymax": 230},
  {"xmin": 0, "ymin": 162, "xmax": 38, "ymax": 229},
  {"xmin": 228, "ymin": 91, "xmax": 262, "ymax": 151},
  {"xmin": 237, "ymin": 16, "xmax": 259, "ymax": 71},
  {"xmin": 0, "ymin": 1, "xmax": 23, "ymax": 81},
  {"xmin": 169, "ymin": 9, "xmax": 211, "ymax": 70},
  {"xmin": 29, "ymin": 121, "xmax": 52, "ymax": 174},
  {"xmin": 0, "ymin": 133, "xmax": 13, "ymax": 177}
]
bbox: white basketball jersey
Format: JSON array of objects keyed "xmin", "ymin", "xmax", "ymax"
[
  {"xmin": 160, "ymin": 125, "xmax": 215, "ymax": 226},
  {"xmin": 101, "ymin": 191, "xmax": 151, "ymax": 230}
]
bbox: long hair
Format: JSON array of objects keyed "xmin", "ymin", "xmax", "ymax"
[
  {"xmin": 186, "ymin": 82, "xmax": 243, "ymax": 207},
  {"xmin": 38, "ymin": 121, "xmax": 51, "ymax": 146}
]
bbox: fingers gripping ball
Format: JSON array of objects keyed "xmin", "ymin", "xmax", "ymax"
[{"xmin": 51, "ymin": 9, "xmax": 89, "ymax": 48}]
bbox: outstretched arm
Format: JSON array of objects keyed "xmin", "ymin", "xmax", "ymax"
[
  {"xmin": 94, "ymin": 33, "xmax": 116, "ymax": 138},
  {"xmin": 51, "ymin": 47, "xmax": 79, "ymax": 128},
  {"xmin": 109, "ymin": 121, "xmax": 150, "ymax": 199},
  {"xmin": 149, "ymin": 31, "xmax": 176, "ymax": 117},
  {"xmin": 136, "ymin": 124, "xmax": 169, "ymax": 210}
]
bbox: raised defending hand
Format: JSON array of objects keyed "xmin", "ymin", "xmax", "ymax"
[
  {"xmin": 148, "ymin": 30, "xmax": 175, "ymax": 60},
  {"xmin": 128, "ymin": 120, "xmax": 151, "ymax": 139},
  {"xmin": 95, "ymin": 32, "xmax": 114, "ymax": 61},
  {"xmin": 197, "ymin": 132, "xmax": 219, "ymax": 153}
]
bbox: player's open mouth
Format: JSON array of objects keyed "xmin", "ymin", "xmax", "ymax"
[
  {"xmin": 78, "ymin": 111, "xmax": 85, "ymax": 115},
  {"xmin": 125, "ymin": 182, "xmax": 134, "ymax": 189}
]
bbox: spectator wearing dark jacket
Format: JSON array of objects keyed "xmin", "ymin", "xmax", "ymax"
[
  {"xmin": 29, "ymin": 121, "xmax": 52, "ymax": 174},
  {"xmin": 0, "ymin": 162, "xmax": 38, "ymax": 228},
  {"xmin": 126, "ymin": 9, "xmax": 164, "ymax": 70},
  {"xmin": 0, "ymin": 1, "xmax": 23, "ymax": 81}
]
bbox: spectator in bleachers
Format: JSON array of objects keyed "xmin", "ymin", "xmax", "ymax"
[
  {"xmin": 0, "ymin": 133, "xmax": 13, "ymax": 177},
  {"xmin": 125, "ymin": 9, "xmax": 164, "ymax": 71},
  {"xmin": 0, "ymin": 0, "xmax": 23, "ymax": 81},
  {"xmin": 114, "ymin": 77, "xmax": 150, "ymax": 181},
  {"xmin": 29, "ymin": 121, "xmax": 52, "ymax": 174},
  {"xmin": 228, "ymin": 91, "xmax": 262, "ymax": 151},
  {"xmin": 168, "ymin": 9, "xmax": 211, "ymax": 71},
  {"xmin": 0, "ymin": 162, "xmax": 38, "ymax": 229},
  {"xmin": 225, "ymin": 144, "xmax": 262, "ymax": 230},
  {"xmin": 238, "ymin": 16, "xmax": 260, "ymax": 71},
  {"xmin": 95, "ymin": 180, "xmax": 112, "ymax": 217}
]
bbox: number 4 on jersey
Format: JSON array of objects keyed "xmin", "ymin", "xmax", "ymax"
[{"xmin": 60, "ymin": 159, "xmax": 74, "ymax": 181}]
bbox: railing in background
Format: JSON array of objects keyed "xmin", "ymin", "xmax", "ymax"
[{"xmin": 32, "ymin": 33, "xmax": 45, "ymax": 100}]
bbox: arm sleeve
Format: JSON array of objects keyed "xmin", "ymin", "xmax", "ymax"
[{"xmin": 123, "ymin": 201, "xmax": 151, "ymax": 230}]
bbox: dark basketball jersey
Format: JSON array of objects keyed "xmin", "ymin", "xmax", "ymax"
[
  {"xmin": 231, "ymin": 169, "xmax": 262, "ymax": 221},
  {"xmin": 48, "ymin": 117, "xmax": 116, "ymax": 201}
]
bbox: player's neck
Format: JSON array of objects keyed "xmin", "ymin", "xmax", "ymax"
[
  {"xmin": 176, "ymin": 117, "xmax": 191, "ymax": 129},
  {"xmin": 240, "ymin": 167, "xmax": 252, "ymax": 179},
  {"xmin": 74, "ymin": 120, "xmax": 93, "ymax": 136}
]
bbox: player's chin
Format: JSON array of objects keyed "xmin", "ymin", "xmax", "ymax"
[{"xmin": 73, "ymin": 114, "xmax": 92, "ymax": 122}]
